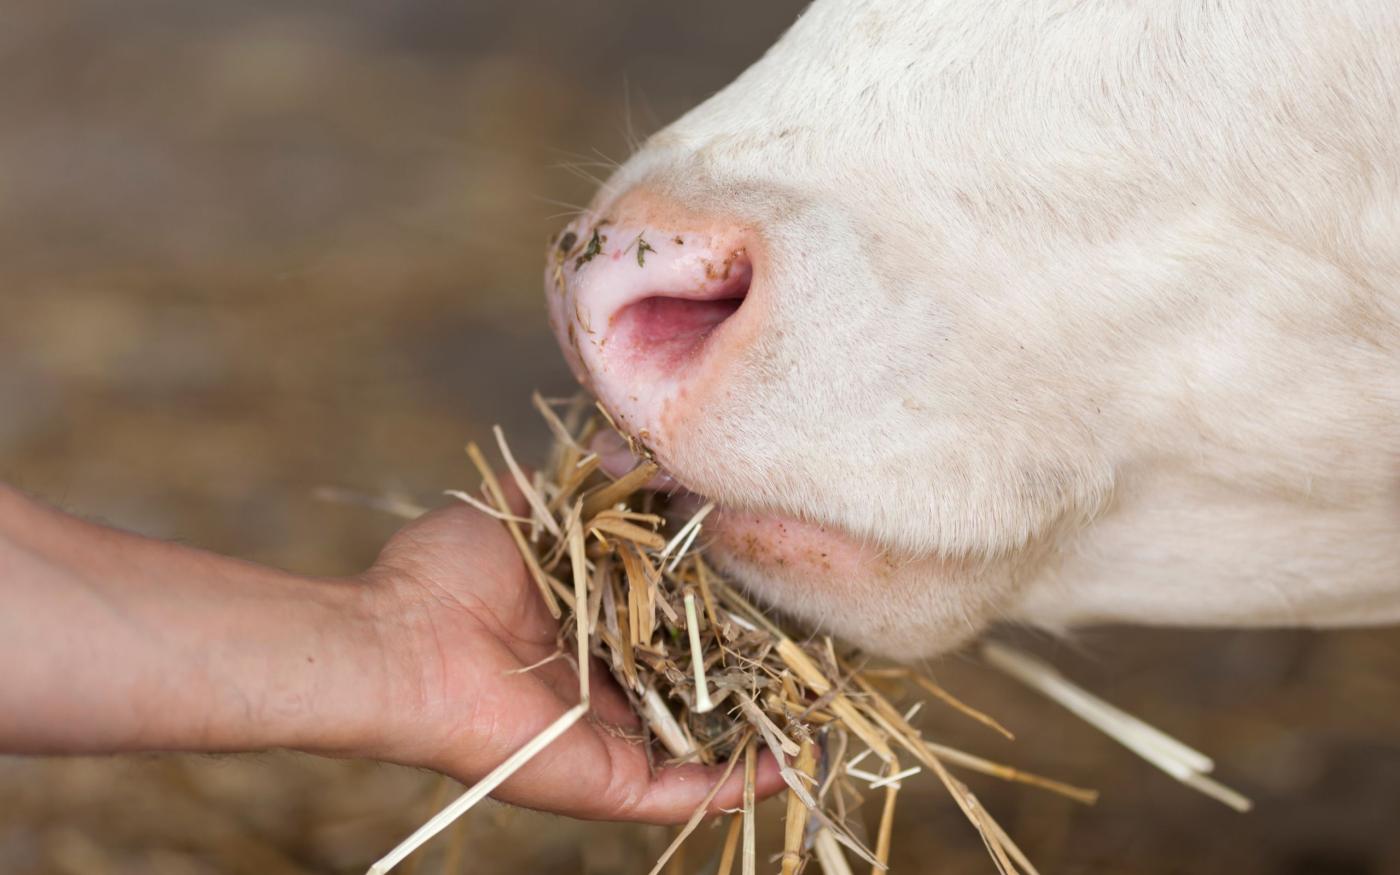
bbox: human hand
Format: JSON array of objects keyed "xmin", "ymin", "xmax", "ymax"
[{"xmin": 354, "ymin": 500, "xmax": 782, "ymax": 823}]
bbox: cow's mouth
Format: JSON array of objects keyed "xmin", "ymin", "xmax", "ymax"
[{"xmin": 588, "ymin": 430, "xmax": 881, "ymax": 596}]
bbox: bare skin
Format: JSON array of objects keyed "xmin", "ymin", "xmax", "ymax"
[{"xmin": 0, "ymin": 482, "xmax": 779, "ymax": 823}]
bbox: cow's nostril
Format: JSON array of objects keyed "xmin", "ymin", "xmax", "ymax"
[
  {"xmin": 614, "ymin": 293, "xmax": 746, "ymax": 358},
  {"xmin": 609, "ymin": 258, "xmax": 751, "ymax": 372}
]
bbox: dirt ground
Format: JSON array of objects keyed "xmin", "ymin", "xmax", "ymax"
[{"xmin": 2, "ymin": 3, "xmax": 1398, "ymax": 873}]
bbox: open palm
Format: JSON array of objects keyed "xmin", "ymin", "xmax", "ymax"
[{"xmin": 360, "ymin": 500, "xmax": 779, "ymax": 822}]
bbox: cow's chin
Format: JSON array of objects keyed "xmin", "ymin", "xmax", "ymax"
[
  {"xmin": 590, "ymin": 432, "xmax": 996, "ymax": 657},
  {"xmin": 666, "ymin": 490, "xmax": 990, "ymax": 660}
]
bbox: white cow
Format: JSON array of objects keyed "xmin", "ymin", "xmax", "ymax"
[{"xmin": 546, "ymin": 0, "xmax": 1400, "ymax": 658}]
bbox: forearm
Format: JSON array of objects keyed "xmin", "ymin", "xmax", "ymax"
[{"xmin": 0, "ymin": 484, "xmax": 392, "ymax": 758}]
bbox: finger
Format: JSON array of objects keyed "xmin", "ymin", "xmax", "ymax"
[
  {"xmin": 623, "ymin": 745, "xmax": 786, "ymax": 824},
  {"xmin": 483, "ymin": 702, "xmax": 785, "ymax": 824},
  {"xmin": 489, "ymin": 468, "xmax": 532, "ymax": 518},
  {"xmin": 432, "ymin": 654, "xmax": 784, "ymax": 824}
]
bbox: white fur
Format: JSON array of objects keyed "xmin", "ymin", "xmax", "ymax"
[{"xmin": 562, "ymin": 0, "xmax": 1400, "ymax": 656}]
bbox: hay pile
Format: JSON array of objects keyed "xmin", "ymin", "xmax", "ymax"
[{"xmin": 369, "ymin": 396, "xmax": 1248, "ymax": 875}]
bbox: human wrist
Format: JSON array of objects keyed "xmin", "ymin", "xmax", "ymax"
[
  {"xmin": 248, "ymin": 571, "xmax": 405, "ymax": 760},
  {"xmin": 102, "ymin": 564, "xmax": 381, "ymax": 758},
  {"xmin": 327, "ymin": 572, "xmax": 457, "ymax": 770}
]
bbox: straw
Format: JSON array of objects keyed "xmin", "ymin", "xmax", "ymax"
[
  {"xmin": 362, "ymin": 403, "xmax": 1251, "ymax": 874},
  {"xmin": 981, "ymin": 642, "xmax": 1251, "ymax": 812}
]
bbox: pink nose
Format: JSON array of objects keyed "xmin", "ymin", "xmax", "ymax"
[{"xmin": 546, "ymin": 199, "xmax": 754, "ymax": 444}]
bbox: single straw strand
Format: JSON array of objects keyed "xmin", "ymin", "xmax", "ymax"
[
  {"xmin": 582, "ymin": 460, "xmax": 659, "ymax": 518},
  {"xmin": 313, "ymin": 486, "xmax": 427, "ymax": 520},
  {"xmin": 813, "ymin": 828, "xmax": 855, "ymax": 875},
  {"xmin": 981, "ymin": 642, "xmax": 1250, "ymax": 811},
  {"xmin": 923, "ymin": 741, "xmax": 1099, "ymax": 805},
  {"xmin": 872, "ymin": 764, "xmax": 900, "ymax": 875},
  {"xmin": 907, "ymin": 673, "xmax": 1015, "ymax": 740},
  {"xmin": 683, "ymin": 593, "xmax": 715, "ymax": 713},
  {"xmin": 643, "ymin": 687, "xmax": 695, "ymax": 759},
  {"xmin": 493, "ymin": 425, "xmax": 561, "ymax": 538},
  {"xmin": 716, "ymin": 814, "xmax": 743, "ymax": 875},
  {"xmin": 444, "ymin": 489, "xmax": 533, "ymax": 524},
  {"xmin": 366, "ymin": 704, "xmax": 587, "ymax": 875},
  {"xmin": 868, "ymin": 765, "xmax": 921, "ymax": 790},
  {"xmin": 531, "ymin": 391, "xmax": 587, "ymax": 454},
  {"xmin": 982, "ymin": 643, "xmax": 1214, "ymax": 772},
  {"xmin": 781, "ymin": 739, "xmax": 818, "ymax": 875},
  {"xmin": 742, "ymin": 739, "xmax": 757, "ymax": 875},
  {"xmin": 567, "ymin": 512, "xmax": 590, "ymax": 704},
  {"xmin": 465, "ymin": 442, "xmax": 560, "ymax": 618}
]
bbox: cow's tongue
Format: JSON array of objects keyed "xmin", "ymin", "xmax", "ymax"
[
  {"xmin": 587, "ymin": 431, "xmax": 728, "ymax": 539},
  {"xmin": 589, "ymin": 429, "xmax": 679, "ymax": 492}
]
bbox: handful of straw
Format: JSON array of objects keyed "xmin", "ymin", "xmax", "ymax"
[{"xmin": 368, "ymin": 396, "xmax": 1250, "ymax": 875}]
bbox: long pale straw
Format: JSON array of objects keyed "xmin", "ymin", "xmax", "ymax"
[
  {"xmin": 493, "ymin": 425, "xmax": 561, "ymax": 538},
  {"xmin": 741, "ymin": 739, "xmax": 757, "ymax": 875},
  {"xmin": 981, "ymin": 642, "xmax": 1251, "ymax": 812},
  {"xmin": 366, "ymin": 704, "xmax": 588, "ymax": 875},
  {"xmin": 813, "ymin": 828, "xmax": 855, "ymax": 875},
  {"xmin": 683, "ymin": 593, "xmax": 716, "ymax": 713},
  {"xmin": 567, "ymin": 513, "xmax": 590, "ymax": 703},
  {"xmin": 982, "ymin": 643, "xmax": 1213, "ymax": 772}
]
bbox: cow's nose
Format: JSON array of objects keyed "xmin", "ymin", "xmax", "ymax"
[{"xmin": 547, "ymin": 208, "xmax": 754, "ymax": 439}]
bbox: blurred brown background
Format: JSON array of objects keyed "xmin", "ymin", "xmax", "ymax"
[{"xmin": 2, "ymin": 2, "xmax": 1398, "ymax": 873}]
